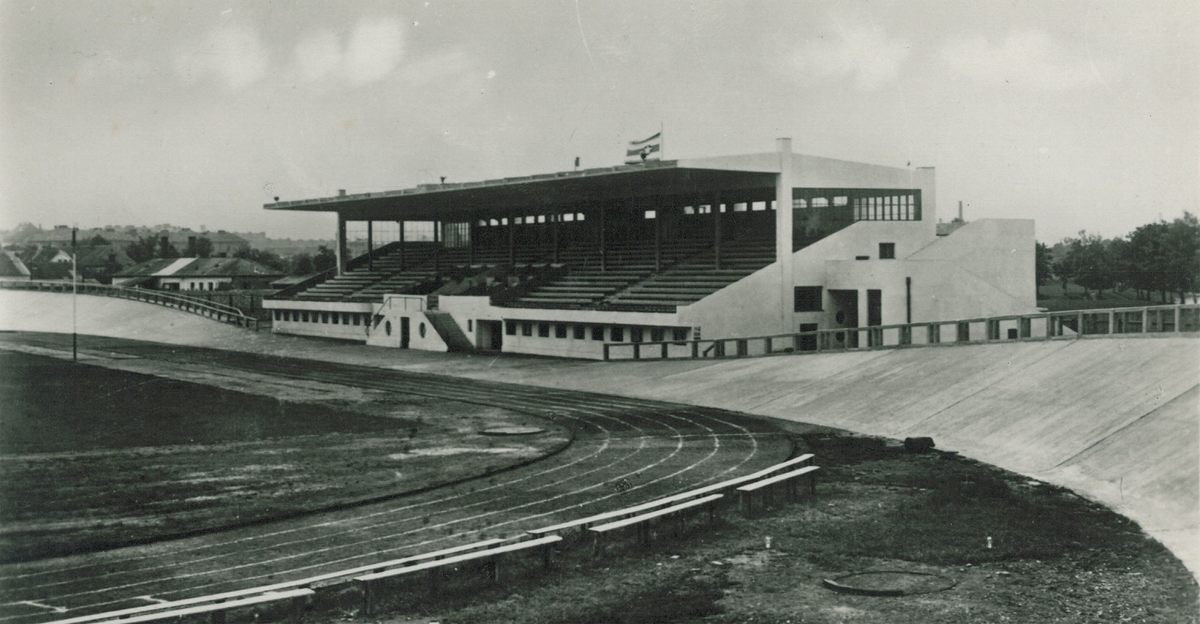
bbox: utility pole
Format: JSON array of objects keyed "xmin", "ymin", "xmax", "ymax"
[{"xmin": 72, "ymin": 226, "xmax": 78, "ymax": 363}]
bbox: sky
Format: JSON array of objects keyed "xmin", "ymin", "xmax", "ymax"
[{"xmin": 0, "ymin": 0, "xmax": 1196, "ymax": 242}]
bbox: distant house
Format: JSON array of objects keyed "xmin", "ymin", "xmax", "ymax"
[
  {"xmin": 75, "ymin": 244, "xmax": 134, "ymax": 284},
  {"xmin": 113, "ymin": 257, "xmax": 284, "ymax": 291},
  {"xmin": 0, "ymin": 251, "xmax": 31, "ymax": 280}
]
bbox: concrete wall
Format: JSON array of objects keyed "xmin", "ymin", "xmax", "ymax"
[
  {"xmin": 364, "ymin": 295, "xmax": 448, "ymax": 352},
  {"xmin": 265, "ymin": 300, "xmax": 375, "ymax": 341}
]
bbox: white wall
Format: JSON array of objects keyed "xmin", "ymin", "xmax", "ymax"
[{"xmin": 364, "ymin": 295, "xmax": 449, "ymax": 352}]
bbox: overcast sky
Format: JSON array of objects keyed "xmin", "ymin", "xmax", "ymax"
[{"xmin": 1, "ymin": 0, "xmax": 1196, "ymax": 241}]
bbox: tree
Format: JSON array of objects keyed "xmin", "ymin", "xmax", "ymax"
[
  {"xmin": 234, "ymin": 247, "xmax": 287, "ymax": 273},
  {"xmin": 313, "ymin": 245, "xmax": 337, "ymax": 272},
  {"xmin": 158, "ymin": 236, "xmax": 179, "ymax": 259},
  {"xmin": 1061, "ymin": 231, "xmax": 1116, "ymax": 298},
  {"xmin": 88, "ymin": 234, "xmax": 109, "ymax": 246},
  {"xmin": 185, "ymin": 236, "xmax": 213, "ymax": 258},
  {"xmin": 1164, "ymin": 212, "xmax": 1200, "ymax": 303},
  {"xmin": 1127, "ymin": 221, "xmax": 1173, "ymax": 301},
  {"xmin": 125, "ymin": 236, "xmax": 158, "ymax": 263},
  {"xmin": 1035, "ymin": 242, "xmax": 1053, "ymax": 297},
  {"xmin": 290, "ymin": 253, "xmax": 315, "ymax": 276}
]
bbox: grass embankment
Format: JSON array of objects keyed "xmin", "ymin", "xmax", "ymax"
[
  {"xmin": 1038, "ymin": 283, "xmax": 1191, "ymax": 311},
  {"xmin": 0, "ymin": 351, "xmax": 569, "ymax": 562},
  {"xmin": 369, "ymin": 432, "xmax": 1198, "ymax": 624}
]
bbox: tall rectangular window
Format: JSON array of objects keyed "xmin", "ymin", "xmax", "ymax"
[
  {"xmin": 538, "ymin": 323, "xmax": 550, "ymax": 337},
  {"xmin": 611, "ymin": 327, "xmax": 624, "ymax": 342},
  {"xmin": 591, "ymin": 326, "xmax": 605, "ymax": 341},
  {"xmin": 522, "ymin": 321, "xmax": 532, "ymax": 336},
  {"xmin": 573, "ymin": 325, "xmax": 586, "ymax": 340},
  {"xmin": 630, "ymin": 327, "xmax": 644, "ymax": 343},
  {"xmin": 555, "ymin": 324, "xmax": 567, "ymax": 338},
  {"xmin": 506, "ymin": 321, "xmax": 517, "ymax": 335},
  {"xmin": 879, "ymin": 242, "xmax": 896, "ymax": 259},
  {"xmin": 794, "ymin": 286, "xmax": 823, "ymax": 312}
]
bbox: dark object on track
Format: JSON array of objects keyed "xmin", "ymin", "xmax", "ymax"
[
  {"xmin": 822, "ymin": 570, "xmax": 957, "ymax": 596},
  {"xmin": 903, "ymin": 437, "xmax": 936, "ymax": 453}
]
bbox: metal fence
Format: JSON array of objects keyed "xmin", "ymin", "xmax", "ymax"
[
  {"xmin": 602, "ymin": 304, "xmax": 1200, "ymax": 361},
  {"xmin": 0, "ymin": 279, "xmax": 262, "ymax": 330}
]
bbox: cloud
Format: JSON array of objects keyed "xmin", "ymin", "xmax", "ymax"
[
  {"xmin": 787, "ymin": 21, "xmax": 910, "ymax": 91},
  {"xmin": 174, "ymin": 23, "xmax": 269, "ymax": 89},
  {"xmin": 344, "ymin": 17, "xmax": 406, "ymax": 85},
  {"xmin": 941, "ymin": 30, "xmax": 1113, "ymax": 90},
  {"xmin": 294, "ymin": 30, "xmax": 341, "ymax": 83},
  {"xmin": 290, "ymin": 17, "xmax": 407, "ymax": 86},
  {"xmin": 74, "ymin": 51, "xmax": 154, "ymax": 86}
]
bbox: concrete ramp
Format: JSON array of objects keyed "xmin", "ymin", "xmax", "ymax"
[{"xmin": 425, "ymin": 310, "xmax": 474, "ymax": 351}]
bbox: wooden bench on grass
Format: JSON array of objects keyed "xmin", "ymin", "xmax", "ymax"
[
  {"xmin": 527, "ymin": 453, "xmax": 816, "ymax": 540},
  {"xmin": 587, "ymin": 493, "xmax": 723, "ymax": 555},
  {"xmin": 50, "ymin": 539, "xmax": 509, "ymax": 624},
  {"xmin": 49, "ymin": 589, "xmax": 314, "ymax": 624},
  {"xmin": 354, "ymin": 535, "xmax": 562, "ymax": 615},
  {"xmin": 736, "ymin": 465, "xmax": 820, "ymax": 516}
]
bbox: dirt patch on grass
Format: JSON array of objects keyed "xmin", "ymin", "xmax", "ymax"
[
  {"xmin": 0, "ymin": 351, "xmax": 570, "ymax": 562},
  {"xmin": 363, "ymin": 431, "xmax": 1198, "ymax": 624}
]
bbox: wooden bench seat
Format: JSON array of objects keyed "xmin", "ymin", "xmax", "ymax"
[
  {"xmin": 737, "ymin": 465, "xmax": 820, "ymax": 515},
  {"xmin": 354, "ymin": 535, "xmax": 562, "ymax": 614},
  {"xmin": 50, "ymin": 589, "xmax": 313, "ymax": 624}
]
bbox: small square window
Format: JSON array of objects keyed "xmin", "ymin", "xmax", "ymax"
[
  {"xmin": 555, "ymin": 324, "xmax": 567, "ymax": 338},
  {"xmin": 332, "ymin": 313, "xmax": 339, "ymax": 325},
  {"xmin": 650, "ymin": 327, "xmax": 664, "ymax": 342},
  {"xmin": 573, "ymin": 325, "xmax": 586, "ymax": 340},
  {"xmin": 352, "ymin": 314, "xmax": 361, "ymax": 326},
  {"xmin": 506, "ymin": 321, "xmax": 517, "ymax": 336},
  {"xmin": 794, "ymin": 286, "xmax": 823, "ymax": 312},
  {"xmin": 879, "ymin": 243, "xmax": 896, "ymax": 259},
  {"xmin": 611, "ymin": 326, "xmax": 624, "ymax": 342},
  {"xmin": 538, "ymin": 323, "xmax": 550, "ymax": 337},
  {"xmin": 322, "ymin": 312, "xmax": 330, "ymax": 323},
  {"xmin": 591, "ymin": 326, "xmax": 605, "ymax": 341},
  {"xmin": 631, "ymin": 327, "xmax": 644, "ymax": 343},
  {"xmin": 522, "ymin": 321, "xmax": 532, "ymax": 336},
  {"xmin": 672, "ymin": 328, "xmax": 689, "ymax": 341}
]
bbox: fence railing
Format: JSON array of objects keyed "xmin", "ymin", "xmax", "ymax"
[
  {"xmin": 0, "ymin": 279, "xmax": 262, "ymax": 330},
  {"xmin": 602, "ymin": 304, "xmax": 1200, "ymax": 361}
]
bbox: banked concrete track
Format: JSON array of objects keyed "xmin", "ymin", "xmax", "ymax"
[{"xmin": 2, "ymin": 290, "xmax": 1198, "ymax": 578}]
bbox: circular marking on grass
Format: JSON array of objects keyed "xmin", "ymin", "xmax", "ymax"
[
  {"xmin": 821, "ymin": 570, "xmax": 958, "ymax": 596},
  {"xmin": 480, "ymin": 426, "xmax": 546, "ymax": 436}
]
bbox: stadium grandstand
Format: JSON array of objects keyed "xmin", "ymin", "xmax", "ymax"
[{"xmin": 263, "ymin": 139, "xmax": 1035, "ymax": 359}]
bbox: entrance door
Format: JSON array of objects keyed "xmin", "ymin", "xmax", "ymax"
[
  {"xmin": 867, "ymin": 289, "xmax": 882, "ymax": 346},
  {"xmin": 400, "ymin": 317, "xmax": 410, "ymax": 349},
  {"xmin": 489, "ymin": 321, "xmax": 503, "ymax": 350}
]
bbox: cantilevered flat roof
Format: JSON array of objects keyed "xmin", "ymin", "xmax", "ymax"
[{"xmin": 264, "ymin": 159, "xmax": 780, "ymax": 221}]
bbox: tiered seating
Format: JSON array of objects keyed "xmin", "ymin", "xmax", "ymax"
[
  {"xmin": 512, "ymin": 239, "xmax": 709, "ymax": 308},
  {"xmin": 294, "ymin": 244, "xmax": 435, "ymax": 301},
  {"xmin": 605, "ymin": 236, "xmax": 776, "ymax": 308}
]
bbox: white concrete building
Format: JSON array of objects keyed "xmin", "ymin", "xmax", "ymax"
[{"xmin": 263, "ymin": 141, "xmax": 1035, "ymax": 359}]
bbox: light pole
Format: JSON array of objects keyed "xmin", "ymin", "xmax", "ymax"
[{"xmin": 72, "ymin": 225, "xmax": 77, "ymax": 363}]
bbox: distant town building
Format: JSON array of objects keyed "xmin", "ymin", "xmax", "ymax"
[
  {"xmin": 113, "ymin": 257, "xmax": 284, "ymax": 291},
  {"xmin": 0, "ymin": 251, "xmax": 31, "ymax": 280}
]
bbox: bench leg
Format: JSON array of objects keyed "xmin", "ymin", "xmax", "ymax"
[
  {"xmin": 485, "ymin": 556, "xmax": 499, "ymax": 584},
  {"xmin": 288, "ymin": 595, "xmax": 307, "ymax": 624},
  {"xmin": 810, "ymin": 472, "xmax": 817, "ymax": 496},
  {"xmin": 360, "ymin": 580, "xmax": 375, "ymax": 617},
  {"xmin": 592, "ymin": 532, "xmax": 602, "ymax": 558},
  {"xmin": 741, "ymin": 491, "xmax": 753, "ymax": 517},
  {"xmin": 541, "ymin": 543, "xmax": 553, "ymax": 570}
]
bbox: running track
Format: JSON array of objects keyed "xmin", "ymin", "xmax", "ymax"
[{"xmin": 0, "ymin": 333, "xmax": 791, "ymax": 623}]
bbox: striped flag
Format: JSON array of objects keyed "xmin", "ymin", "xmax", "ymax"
[{"xmin": 625, "ymin": 131, "xmax": 662, "ymax": 164}]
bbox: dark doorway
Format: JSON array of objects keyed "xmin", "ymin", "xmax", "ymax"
[
  {"xmin": 828, "ymin": 289, "xmax": 859, "ymax": 348},
  {"xmin": 400, "ymin": 317, "xmax": 410, "ymax": 349},
  {"xmin": 867, "ymin": 289, "xmax": 882, "ymax": 346},
  {"xmin": 483, "ymin": 320, "xmax": 503, "ymax": 350}
]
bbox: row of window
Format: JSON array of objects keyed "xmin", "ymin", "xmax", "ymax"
[
  {"xmin": 505, "ymin": 320, "xmax": 688, "ymax": 343},
  {"xmin": 274, "ymin": 309, "xmax": 369, "ymax": 326}
]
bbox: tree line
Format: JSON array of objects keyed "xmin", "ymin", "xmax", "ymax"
[
  {"xmin": 124, "ymin": 234, "xmax": 337, "ymax": 276},
  {"xmin": 1036, "ymin": 212, "xmax": 1199, "ymax": 303}
]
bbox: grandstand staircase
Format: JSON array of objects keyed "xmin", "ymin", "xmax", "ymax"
[{"xmin": 425, "ymin": 310, "xmax": 475, "ymax": 351}]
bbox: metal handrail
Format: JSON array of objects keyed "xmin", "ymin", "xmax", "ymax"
[
  {"xmin": 603, "ymin": 303, "xmax": 1199, "ymax": 361},
  {"xmin": 0, "ymin": 279, "xmax": 261, "ymax": 330}
]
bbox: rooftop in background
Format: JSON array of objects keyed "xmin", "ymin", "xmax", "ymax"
[
  {"xmin": 115, "ymin": 257, "xmax": 284, "ymax": 279},
  {"xmin": 0, "ymin": 251, "xmax": 31, "ymax": 279}
]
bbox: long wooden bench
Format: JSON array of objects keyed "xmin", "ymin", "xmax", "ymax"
[
  {"xmin": 52, "ymin": 539, "xmax": 508, "ymax": 624},
  {"xmin": 527, "ymin": 454, "xmax": 815, "ymax": 538},
  {"xmin": 354, "ymin": 535, "xmax": 562, "ymax": 615},
  {"xmin": 49, "ymin": 589, "xmax": 314, "ymax": 624},
  {"xmin": 737, "ymin": 465, "xmax": 820, "ymax": 516},
  {"xmin": 587, "ymin": 493, "xmax": 723, "ymax": 555}
]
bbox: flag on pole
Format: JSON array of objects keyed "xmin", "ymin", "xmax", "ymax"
[{"xmin": 625, "ymin": 131, "xmax": 663, "ymax": 164}]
